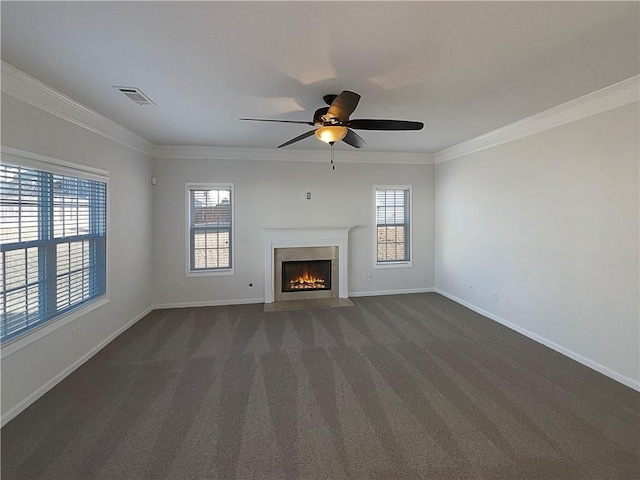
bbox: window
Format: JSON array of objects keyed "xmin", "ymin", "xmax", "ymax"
[
  {"xmin": 187, "ymin": 184, "xmax": 234, "ymax": 275},
  {"xmin": 375, "ymin": 186, "xmax": 412, "ymax": 266},
  {"xmin": 1, "ymin": 160, "xmax": 107, "ymax": 344}
]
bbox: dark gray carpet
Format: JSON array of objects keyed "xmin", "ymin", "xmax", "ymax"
[{"xmin": 2, "ymin": 293, "xmax": 639, "ymax": 479}]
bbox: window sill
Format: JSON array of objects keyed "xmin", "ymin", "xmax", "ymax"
[
  {"xmin": 186, "ymin": 268, "xmax": 234, "ymax": 278},
  {"xmin": 1, "ymin": 296, "xmax": 110, "ymax": 359},
  {"xmin": 373, "ymin": 261, "xmax": 413, "ymax": 269}
]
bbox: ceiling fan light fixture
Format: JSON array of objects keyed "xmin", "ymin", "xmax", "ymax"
[{"xmin": 315, "ymin": 126, "xmax": 347, "ymax": 144}]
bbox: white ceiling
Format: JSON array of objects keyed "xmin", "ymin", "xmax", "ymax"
[{"xmin": 2, "ymin": 1, "xmax": 638, "ymax": 153}]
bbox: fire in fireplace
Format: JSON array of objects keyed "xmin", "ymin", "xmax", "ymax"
[{"xmin": 282, "ymin": 260, "xmax": 331, "ymax": 292}]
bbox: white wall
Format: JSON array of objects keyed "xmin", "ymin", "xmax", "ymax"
[
  {"xmin": 151, "ymin": 155, "xmax": 435, "ymax": 306},
  {"xmin": 435, "ymin": 103, "xmax": 640, "ymax": 388},
  {"xmin": 1, "ymin": 94, "xmax": 154, "ymax": 423}
]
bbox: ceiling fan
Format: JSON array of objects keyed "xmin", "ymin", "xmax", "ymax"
[{"xmin": 240, "ymin": 90, "xmax": 424, "ymax": 149}]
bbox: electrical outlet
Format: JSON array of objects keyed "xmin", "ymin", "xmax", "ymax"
[
  {"xmin": 492, "ymin": 291, "xmax": 499, "ymax": 301},
  {"xmin": 179, "ymin": 281, "xmax": 185, "ymax": 291},
  {"xmin": 72, "ymin": 327, "xmax": 80, "ymax": 343},
  {"xmin": 363, "ymin": 273, "xmax": 373, "ymax": 281}
]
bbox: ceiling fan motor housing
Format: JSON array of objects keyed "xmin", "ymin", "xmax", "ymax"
[{"xmin": 313, "ymin": 106, "xmax": 330, "ymax": 125}]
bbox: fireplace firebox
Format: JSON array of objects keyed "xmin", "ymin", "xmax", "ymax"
[{"xmin": 282, "ymin": 260, "xmax": 331, "ymax": 293}]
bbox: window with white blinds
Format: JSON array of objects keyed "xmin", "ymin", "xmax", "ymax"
[
  {"xmin": 375, "ymin": 186, "xmax": 412, "ymax": 265},
  {"xmin": 187, "ymin": 184, "xmax": 234, "ymax": 275},
  {"xmin": 0, "ymin": 162, "xmax": 107, "ymax": 343}
]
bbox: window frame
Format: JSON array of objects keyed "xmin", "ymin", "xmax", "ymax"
[
  {"xmin": 0, "ymin": 146, "xmax": 109, "ymax": 353},
  {"xmin": 373, "ymin": 184, "xmax": 413, "ymax": 269},
  {"xmin": 185, "ymin": 182, "xmax": 235, "ymax": 277}
]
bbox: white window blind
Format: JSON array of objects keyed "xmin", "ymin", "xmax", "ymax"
[
  {"xmin": 375, "ymin": 186, "xmax": 411, "ymax": 264},
  {"xmin": 188, "ymin": 185, "xmax": 233, "ymax": 272},
  {"xmin": 0, "ymin": 163, "xmax": 107, "ymax": 343}
]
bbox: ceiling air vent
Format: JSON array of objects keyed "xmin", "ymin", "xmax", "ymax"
[{"xmin": 114, "ymin": 86, "xmax": 155, "ymax": 105}]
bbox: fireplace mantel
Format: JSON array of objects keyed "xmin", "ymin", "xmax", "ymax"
[{"xmin": 263, "ymin": 226, "xmax": 353, "ymax": 303}]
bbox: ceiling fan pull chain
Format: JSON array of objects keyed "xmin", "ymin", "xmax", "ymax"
[{"xmin": 330, "ymin": 142, "xmax": 336, "ymax": 170}]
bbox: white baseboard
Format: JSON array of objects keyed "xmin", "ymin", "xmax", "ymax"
[
  {"xmin": 1, "ymin": 305, "xmax": 154, "ymax": 427},
  {"xmin": 434, "ymin": 289, "xmax": 640, "ymax": 392},
  {"xmin": 153, "ymin": 297, "xmax": 265, "ymax": 310},
  {"xmin": 349, "ymin": 287, "xmax": 435, "ymax": 298}
]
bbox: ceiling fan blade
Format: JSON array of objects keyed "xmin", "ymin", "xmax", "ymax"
[
  {"xmin": 327, "ymin": 91, "xmax": 361, "ymax": 122},
  {"xmin": 342, "ymin": 129, "xmax": 365, "ymax": 149},
  {"xmin": 348, "ymin": 119, "xmax": 424, "ymax": 131},
  {"xmin": 277, "ymin": 129, "xmax": 317, "ymax": 148},
  {"xmin": 240, "ymin": 118, "xmax": 314, "ymax": 126}
]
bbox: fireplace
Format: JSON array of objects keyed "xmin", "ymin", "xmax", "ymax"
[
  {"xmin": 263, "ymin": 227, "xmax": 353, "ymax": 304},
  {"xmin": 282, "ymin": 260, "xmax": 332, "ymax": 292}
]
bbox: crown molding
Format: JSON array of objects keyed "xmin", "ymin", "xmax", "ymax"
[
  {"xmin": 435, "ymin": 75, "xmax": 640, "ymax": 164},
  {"xmin": 1, "ymin": 61, "xmax": 154, "ymax": 156},
  {"xmin": 152, "ymin": 145, "xmax": 435, "ymax": 164}
]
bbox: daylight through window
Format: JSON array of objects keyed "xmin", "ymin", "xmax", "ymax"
[
  {"xmin": 375, "ymin": 186, "xmax": 411, "ymax": 264},
  {"xmin": 188, "ymin": 185, "xmax": 233, "ymax": 273},
  {"xmin": 0, "ymin": 163, "xmax": 107, "ymax": 343}
]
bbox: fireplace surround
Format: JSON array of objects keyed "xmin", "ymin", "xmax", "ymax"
[{"xmin": 263, "ymin": 227, "xmax": 352, "ymax": 304}]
